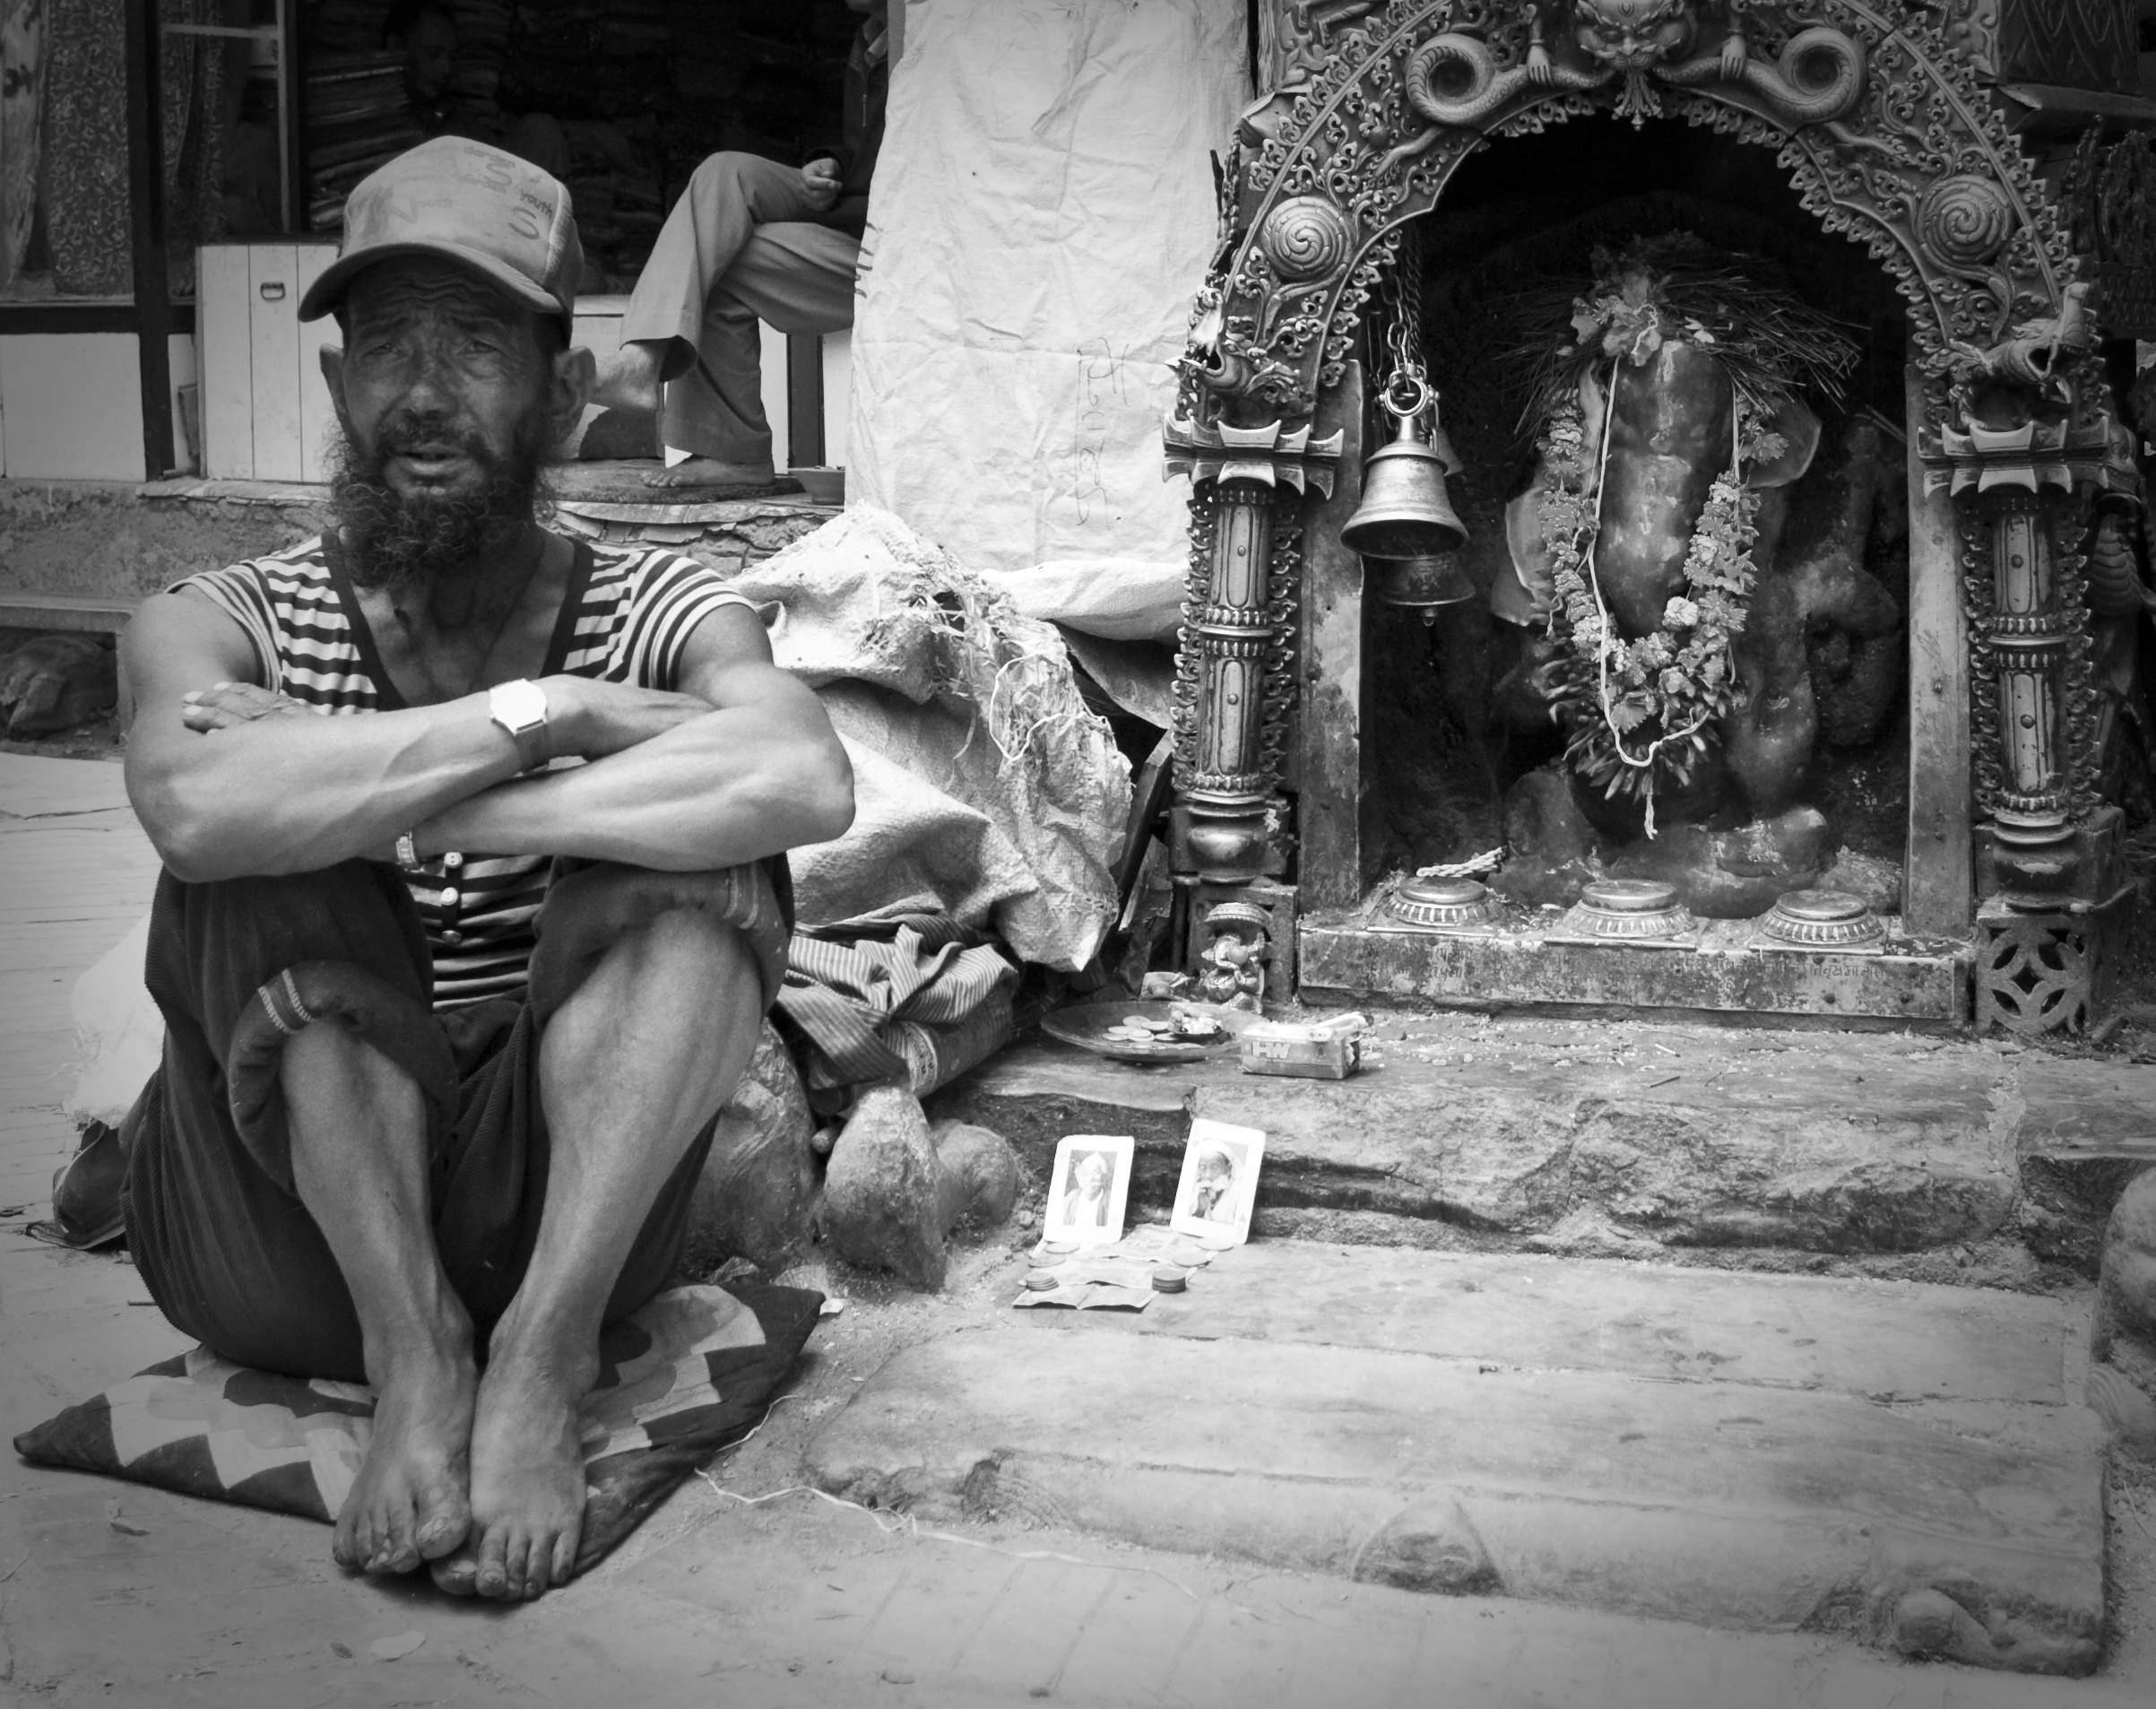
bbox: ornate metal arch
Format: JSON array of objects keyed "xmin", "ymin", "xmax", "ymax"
[
  {"xmin": 1160, "ymin": 0, "xmax": 2137, "ymax": 1008},
  {"xmin": 1178, "ymin": 0, "xmax": 2079, "ymax": 427}
]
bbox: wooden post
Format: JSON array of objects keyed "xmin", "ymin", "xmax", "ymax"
[
  {"xmin": 1296, "ymin": 360, "xmax": 1370, "ymax": 907},
  {"xmin": 1902, "ymin": 360, "xmax": 1973, "ymax": 935},
  {"xmin": 124, "ymin": 0, "xmax": 175, "ymax": 481}
]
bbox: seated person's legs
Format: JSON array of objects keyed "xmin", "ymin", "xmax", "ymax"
[
  {"xmin": 433, "ymin": 863, "xmax": 775, "ymax": 1599},
  {"xmin": 640, "ymin": 221, "xmax": 862, "ymax": 489},
  {"xmin": 127, "ymin": 856, "xmax": 783, "ymax": 1599},
  {"xmin": 593, "ymin": 151, "xmax": 853, "ymax": 481}
]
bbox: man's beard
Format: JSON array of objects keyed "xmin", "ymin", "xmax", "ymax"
[{"xmin": 330, "ymin": 411, "xmax": 554, "ymax": 630}]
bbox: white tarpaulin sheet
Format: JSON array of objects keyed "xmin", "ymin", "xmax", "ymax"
[{"xmin": 850, "ymin": 0, "xmax": 1246, "ymax": 578}]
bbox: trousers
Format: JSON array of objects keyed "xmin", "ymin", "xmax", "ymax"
[
  {"xmin": 619, "ymin": 152, "xmax": 862, "ymax": 464},
  {"xmin": 122, "ymin": 856, "xmax": 790, "ymax": 1384}
]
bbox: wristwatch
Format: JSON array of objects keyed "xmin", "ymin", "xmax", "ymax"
[{"xmin": 488, "ymin": 679, "xmax": 550, "ymax": 774}]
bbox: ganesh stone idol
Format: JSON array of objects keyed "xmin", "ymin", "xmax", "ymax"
[{"xmin": 1489, "ymin": 236, "xmax": 1905, "ymax": 916}]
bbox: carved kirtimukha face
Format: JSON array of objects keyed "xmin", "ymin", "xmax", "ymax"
[{"xmin": 1571, "ymin": 0, "xmax": 1696, "ymax": 72}]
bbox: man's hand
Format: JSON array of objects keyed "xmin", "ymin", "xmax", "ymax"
[
  {"xmin": 801, "ymin": 158, "xmax": 843, "ymax": 213},
  {"xmin": 181, "ymin": 681, "xmax": 316, "ymax": 733}
]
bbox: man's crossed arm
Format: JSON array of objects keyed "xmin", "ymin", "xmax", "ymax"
[{"xmin": 123, "ymin": 590, "xmax": 853, "ymax": 883}]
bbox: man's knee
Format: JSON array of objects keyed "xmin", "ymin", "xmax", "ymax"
[
  {"xmin": 591, "ymin": 904, "xmax": 756, "ymax": 991},
  {"xmin": 693, "ymin": 151, "xmax": 758, "ymax": 193}
]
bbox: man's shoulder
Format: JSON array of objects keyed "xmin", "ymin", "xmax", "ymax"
[
  {"xmin": 582, "ymin": 541, "xmax": 744, "ymax": 606},
  {"xmin": 169, "ymin": 537, "xmax": 332, "ymax": 598}
]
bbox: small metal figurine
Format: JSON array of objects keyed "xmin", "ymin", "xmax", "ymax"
[{"xmin": 1196, "ymin": 902, "xmax": 1271, "ymax": 1011}]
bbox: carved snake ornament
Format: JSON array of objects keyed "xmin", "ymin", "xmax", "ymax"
[{"xmin": 1401, "ymin": 22, "xmax": 1866, "ymax": 133}]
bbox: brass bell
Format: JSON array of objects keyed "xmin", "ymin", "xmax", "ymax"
[
  {"xmin": 1340, "ymin": 409, "xmax": 1468, "ymax": 560},
  {"xmin": 1371, "ymin": 551, "xmax": 1475, "ymax": 609}
]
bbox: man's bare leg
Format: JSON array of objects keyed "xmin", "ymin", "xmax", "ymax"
[
  {"xmin": 590, "ymin": 338, "xmax": 667, "ymax": 416},
  {"xmin": 589, "ymin": 342, "xmax": 775, "ymax": 486},
  {"xmin": 282, "ymin": 1023, "xmax": 476, "ymax": 1576},
  {"xmin": 432, "ymin": 908, "xmax": 763, "ymax": 1601}
]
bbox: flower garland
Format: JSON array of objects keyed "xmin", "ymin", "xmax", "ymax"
[{"xmin": 1537, "ymin": 377, "xmax": 1780, "ymax": 828}]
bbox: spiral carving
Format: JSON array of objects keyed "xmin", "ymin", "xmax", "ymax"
[
  {"xmin": 1403, "ymin": 31, "xmax": 1553, "ymax": 130},
  {"xmin": 1917, "ymin": 174, "xmax": 2017, "ymax": 272},
  {"xmin": 1258, "ymin": 195, "xmax": 1353, "ymax": 283}
]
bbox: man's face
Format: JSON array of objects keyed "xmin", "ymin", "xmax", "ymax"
[
  {"xmin": 403, "ymin": 12, "xmax": 457, "ymax": 100},
  {"xmin": 325, "ymin": 256, "xmax": 571, "ymax": 616},
  {"xmin": 336, "ymin": 256, "xmax": 553, "ymax": 502}
]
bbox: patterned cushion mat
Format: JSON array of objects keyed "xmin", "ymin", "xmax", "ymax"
[{"xmin": 13, "ymin": 1282, "xmax": 822, "ymax": 1578}]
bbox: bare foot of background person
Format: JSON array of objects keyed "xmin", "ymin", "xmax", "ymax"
[
  {"xmin": 333, "ymin": 1343, "xmax": 476, "ymax": 1576},
  {"xmin": 430, "ymin": 1349, "xmax": 591, "ymax": 1600},
  {"xmin": 2090, "ymin": 1364, "xmax": 2156, "ymax": 1453},
  {"xmin": 643, "ymin": 455, "xmax": 777, "ymax": 489},
  {"xmin": 590, "ymin": 341, "xmax": 665, "ymax": 415}
]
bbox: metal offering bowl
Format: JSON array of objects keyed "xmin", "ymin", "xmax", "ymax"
[{"xmin": 1041, "ymin": 1000, "xmax": 1242, "ymax": 1064}]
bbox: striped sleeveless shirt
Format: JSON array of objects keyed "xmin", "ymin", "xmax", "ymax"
[{"xmin": 171, "ymin": 536, "xmax": 758, "ymax": 1009}]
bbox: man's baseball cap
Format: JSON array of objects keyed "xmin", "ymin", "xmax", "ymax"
[{"xmin": 298, "ymin": 137, "xmax": 583, "ymax": 332}]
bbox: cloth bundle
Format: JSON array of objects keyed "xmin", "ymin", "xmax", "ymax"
[{"xmin": 778, "ymin": 916, "xmax": 1017, "ymax": 1097}]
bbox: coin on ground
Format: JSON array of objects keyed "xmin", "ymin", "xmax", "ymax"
[
  {"xmin": 1150, "ymin": 1267, "xmax": 1188, "ymax": 1293},
  {"xmin": 1023, "ymin": 1270, "xmax": 1061, "ymax": 1291},
  {"xmin": 1041, "ymin": 1240, "xmax": 1078, "ymax": 1255}
]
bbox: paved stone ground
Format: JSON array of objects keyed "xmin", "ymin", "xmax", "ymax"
[{"xmin": 4, "ymin": 753, "xmax": 2156, "ymax": 1706}]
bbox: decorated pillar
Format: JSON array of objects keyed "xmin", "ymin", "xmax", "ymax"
[
  {"xmin": 1162, "ymin": 418, "xmax": 1341, "ymax": 992},
  {"xmin": 1927, "ymin": 412, "xmax": 2137, "ymax": 1031}
]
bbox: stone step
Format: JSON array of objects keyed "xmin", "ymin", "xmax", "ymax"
[
  {"xmin": 1062, "ymin": 1241, "xmax": 2083, "ymax": 1404},
  {"xmin": 931, "ymin": 1016, "xmax": 2034, "ymax": 1262},
  {"xmin": 804, "ymin": 1244, "xmax": 2107, "ymax": 1677}
]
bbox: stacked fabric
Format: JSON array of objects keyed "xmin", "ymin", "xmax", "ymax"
[
  {"xmin": 304, "ymin": 49, "xmax": 423, "ymax": 230},
  {"xmin": 307, "ymin": 0, "xmax": 383, "ymax": 53}
]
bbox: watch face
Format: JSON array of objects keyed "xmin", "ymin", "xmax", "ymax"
[{"xmin": 493, "ymin": 679, "xmax": 548, "ymax": 729}]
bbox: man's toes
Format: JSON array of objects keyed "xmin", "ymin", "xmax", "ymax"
[
  {"xmin": 473, "ymin": 1527, "xmax": 515, "ymax": 1600},
  {"xmin": 429, "ymin": 1549, "xmax": 480, "ymax": 1598},
  {"xmin": 415, "ymin": 1496, "xmax": 470, "ymax": 1562},
  {"xmin": 549, "ymin": 1529, "xmax": 578, "ymax": 1589},
  {"xmin": 333, "ymin": 1510, "xmax": 366, "ymax": 1569},
  {"xmin": 371, "ymin": 1503, "xmax": 420, "ymax": 1575}
]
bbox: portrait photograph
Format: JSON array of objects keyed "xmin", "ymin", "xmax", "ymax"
[
  {"xmin": 1168, "ymin": 1119, "xmax": 1266, "ymax": 1246},
  {"xmin": 1042, "ymin": 1134, "xmax": 1134, "ymax": 1246}
]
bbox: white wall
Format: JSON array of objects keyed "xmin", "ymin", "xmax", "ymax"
[
  {"xmin": 0, "ymin": 334, "xmax": 144, "ymax": 481},
  {"xmin": 848, "ymin": 0, "xmax": 1246, "ymax": 574},
  {"xmin": 0, "ymin": 332, "xmax": 200, "ymax": 481}
]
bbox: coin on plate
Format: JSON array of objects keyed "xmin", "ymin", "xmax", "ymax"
[
  {"xmin": 1199, "ymin": 1232, "xmax": 1242, "ymax": 1252},
  {"xmin": 1041, "ymin": 1240, "xmax": 1078, "ymax": 1256}
]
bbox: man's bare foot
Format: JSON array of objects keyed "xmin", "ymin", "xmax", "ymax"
[
  {"xmin": 2091, "ymin": 1363, "xmax": 2156, "ymax": 1450},
  {"xmin": 590, "ymin": 340, "xmax": 666, "ymax": 415},
  {"xmin": 643, "ymin": 455, "xmax": 776, "ymax": 489},
  {"xmin": 333, "ymin": 1342, "xmax": 476, "ymax": 1576},
  {"xmin": 429, "ymin": 1346, "xmax": 591, "ymax": 1601}
]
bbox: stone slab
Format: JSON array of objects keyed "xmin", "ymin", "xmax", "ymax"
[
  {"xmin": 806, "ymin": 1325, "xmax": 2106, "ymax": 1671},
  {"xmin": 1299, "ymin": 919, "xmax": 1968, "ymax": 1026},
  {"xmin": 1050, "ymin": 1241, "xmax": 2077, "ymax": 1404},
  {"xmin": 2017, "ymin": 1057, "xmax": 2156, "ymax": 1162},
  {"xmin": 933, "ymin": 1023, "xmax": 2020, "ymax": 1256}
]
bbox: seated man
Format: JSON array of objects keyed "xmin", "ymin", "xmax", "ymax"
[
  {"xmin": 590, "ymin": 0, "xmax": 888, "ymax": 486},
  {"xmin": 118, "ymin": 136, "xmax": 853, "ymax": 1602},
  {"xmin": 385, "ymin": 0, "xmax": 571, "ymax": 186}
]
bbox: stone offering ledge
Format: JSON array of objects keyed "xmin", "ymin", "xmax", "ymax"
[{"xmin": 931, "ymin": 1012, "xmax": 2156, "ymax": 1279}]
